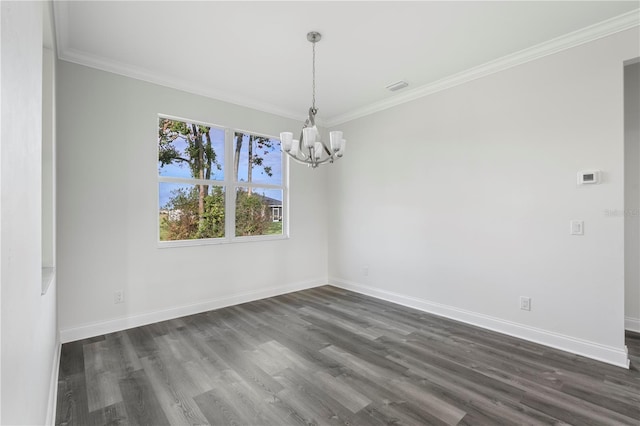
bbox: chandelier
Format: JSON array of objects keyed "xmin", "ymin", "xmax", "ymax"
[{"xmin": 280, "ymin": 32, "xmax": 345, "ymax": 168}]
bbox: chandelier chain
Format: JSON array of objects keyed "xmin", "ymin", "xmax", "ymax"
[{"xmin": 312, "ymin": 40, "xmax": 316, "ymax": 110}]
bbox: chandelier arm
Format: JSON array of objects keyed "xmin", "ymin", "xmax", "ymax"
[
  {"xmin": 285, "ymin": 152, "xmax": 316, "ymax": 168},
  {"xmin": 283, "ymin": 147, "xmax": 336, "ymax": 166},
  {"xmin": 310, "ymin": 156, "xmax": 335, "ymax": 166},
  {"xmin": 321, "ymin": 141, "xmax": 332, "ymax": 156},
  {"xmin": 284, "ymin": 151, "xmax": 312, "ymax": 165}
]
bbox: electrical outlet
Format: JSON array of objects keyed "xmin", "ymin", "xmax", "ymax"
[
  {"xmin": 114, "ymin": 290, "xmax": 124, "ymax": 304},
  {"xmin": 363, "ymin": 266, "xmax": 369, "ymax": 277},
  {"xmin": 520, "ymin": 296, "xmax": 531, "ymax": 311},
  {"xmin": 570, "ymin": 220, "xmax": 584, "ymax": 235}
]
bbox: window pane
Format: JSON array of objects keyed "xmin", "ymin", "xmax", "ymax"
[
  {"xmin": 159, "ymin": 183, "xmax": 225, "ymax": 241},
  {"xmin": 158, "ymin": 118, "xmax": 225, "ymax": 181},
  {"xmin": 233, "ymin": 132, "xmax": 282, "ymax": 185},
  {"xmin": 235, "ymin": 187, "xmax": 283, "ymax": 237}
]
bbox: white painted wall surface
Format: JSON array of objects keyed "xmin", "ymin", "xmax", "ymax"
[
  {"xmin": 1, "ymin": 1, "xmax": 59, "ymax": 424},
  {"xmin": 1, "ymin": 3, "xmax": 3, "ymax": 421},
  {"xmin": 57, "ymin": 61, "xmax": 328, "ymax": 339},
  {"xmin": 328, "ymin": 28, "xmax": 639, "ymax": 367},
  {"xmin": 42, "ymin": 47, "xmax": 56, "ymax": 270},
  {"xmin": 625, "ymin": 61, "xmax": 640, "ymax": 332},
  {"xmin": 42, "ymin": 43, "xmax": 59, "ymax": 425}
]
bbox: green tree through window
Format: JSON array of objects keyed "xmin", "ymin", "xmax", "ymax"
[{"xmin": 158, "ymin": 117, "xmax": 284, "ymax": 243}]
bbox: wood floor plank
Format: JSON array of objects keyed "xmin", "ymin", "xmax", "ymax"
[
  {"xmin": 395, "ymin": 369, "xmax": 560, "ymax": 426},
  {"xmin": 193, "ymin": 387, "xmax": 246, "ymax": 426},
  {"xmin": 154, "ymin": 335, "xmax": 214, "ymax": 398},
  {"xmin": 388, "ymin": 377, "xmax": 467, "ymax": 425},
  {"xmin": 248, "ymin": 344, "xmax": 294, "ymax": 376},
  {"xmin": 124, "ymin": 326, "xmax": 159, "ymax": 359},
  {"xmin": 171, "ymin": 321, "xmax": 234, "ymax": 379},
  {"xmin": 55, "ymin": 373, "xmax": 91, "ymax": 426},
  {"xmin": 349, "ymin": 404, "xmax": 408, "ymax": 426},
  {"xmin": 520, "ymin": 388, "xmax": 639, "ymax": 426},
  {"xmin": 57, "ymin": 285, "xmax": 640, "ymax": 426},
  {"xmin": 203, "ymin": 338, "xmax": 284, "ymax": 399},
  {"xmin": 310, "ymin": 370, "xmax": 372, "ymax": 414},
  {"xmin": 274, "ymin": 368, "xmax": 356, "ymax": 426},
  {"xmin": 258, "ymin": 340, "xmax": 317, "ymax": 374},
  {"xmin": 59, "ymin": 341, "xmax": 86, "ymax": 378},
  {"xmin": 319, "ymin": 344, "xmax": 404, "ymax": 383},
  {"xmin": 118, "ymin": 369, "xmax": 171, "ymax": 426},
  {"xmin": 139, "ymin": 355, "xmax": 209, "ymax": 425},
  {"xmin": 83, "ymin": 341, "xmax": 124, "ymax": 412},
  {"xmin": 334, "ymin": 367, "xmax": 452, "ymax": 426},
  {"xmin": 298, "ymin": 305, "xmax": 385, "ymax": 340},
  {"xmin": 385, "ymin": 348, "xmax": 526, "ymax": 408},
  {"xmin": 305, "ymin": 315, "xmax": 409, "ymax": 376},
  {"xmin": 559, "ymin": 380, "xmax": 640, "ymax": 419},
  {"xmin": 626, "ymin": 331, "xmax": 640, "ymax": 367},
  {"xmin": 104, "ymin": 332, "xmax": 143, "ymax": 379},
  {"xmin": 194, "ymin": 370, "xmax": 297, "ymax": 426},
  {"xmin": 86, "ymin": 401, "xmax": 128, "ymax": 426}
]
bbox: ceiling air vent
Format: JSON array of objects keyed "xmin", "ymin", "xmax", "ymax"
[{"xmin": 385, "ymin": 80, "xmax": 409, "ymax": 92}]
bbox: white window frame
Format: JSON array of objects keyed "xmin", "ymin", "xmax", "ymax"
[{"xmin": 157, "ymin": 114, "xmax": 288, "ymax": 247}]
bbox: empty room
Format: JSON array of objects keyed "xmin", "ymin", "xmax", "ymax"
[{"xmin": 1, "ymin": 1, "xmax": 639, "ymax": 425}]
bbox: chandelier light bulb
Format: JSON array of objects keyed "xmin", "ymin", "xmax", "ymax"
[
  {"xmin": 330, "ymin": 131, "xmax": 343, "ymax": 152},
  {"xmin": 290, "ymin": 139, "xmax": 300, "ymax": 156},
  {"xmin": 313, "ymin": 142, "xmax": 323, "ymax": 160},
  {"xmin": 336, "ymin": 139, "xmax": 346, "ymax": 158},
  {"xmin": 302, "ymin": 126, "xmax": 317, "ymax": 149},
  {"xmin": 280, "ymin": 132, "xmax": 293, "ymax": 152}
]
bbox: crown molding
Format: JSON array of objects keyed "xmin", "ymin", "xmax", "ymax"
[
  {"xmin": 324, "ymin": 9, "xmax": 640, "ymax": 127},
  {"xmin": 58, "ymin": 47, "xmax": 310, "ymax": 123},
  {"xmin": 52, "ymin": 0, "xmax": 68, "ymax": 55},
  {"xmin": 53, "ymin": 0, "xmax": 309, "ymax": 123},
  {"xmin": 54, "ymin": 1, "xmax": 638, "ymax": 129}
]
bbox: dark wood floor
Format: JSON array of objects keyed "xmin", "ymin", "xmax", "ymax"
[{"xmin": 56, "ymin": 286, "xmax": 640, "ymax": 425}]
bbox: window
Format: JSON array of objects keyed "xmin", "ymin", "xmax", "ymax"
[{"xmin": 158, "ymin": 116, "xmax": 286, "ymax": 245}]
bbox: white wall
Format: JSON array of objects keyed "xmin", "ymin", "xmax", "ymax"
[
  {"xmin": 1, "ymin": 1, "xmax": 59, "ymax": 424},
  {"xmin": 42, "ymin": 47, "xmax": 56, "ymax": 270},
  {"xmin": 328, "ymin": 28, "xmax": 639, "ymax": 367},
  {"xmin": 1, "ymin": 3, "xmax": 3, "ymax": 421},
  {"xmin": 625, "ymin": 61, "xmax": 640, "ymax": 332},
  {"xmin": 57, "ymin": 61, "xmax": 328, "ymax": 339}
]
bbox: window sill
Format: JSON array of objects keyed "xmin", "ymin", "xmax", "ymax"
[
  {"xmin": 42, "ymin": 267, "xmax": 55, "ymax": 295},
  {"xmin": 158, "ymin": 234, "xmax": 288, "ymax": 249}
]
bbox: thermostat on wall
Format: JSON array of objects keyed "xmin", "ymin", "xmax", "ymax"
[{"xmin": 578, "ymin": 170, "xmax": 601, "ymax": 185}]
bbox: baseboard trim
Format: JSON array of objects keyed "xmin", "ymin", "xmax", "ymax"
[
  {"xmin": 330, "ymin": 278, "xmax": 630, "ymax": 369},
  {"xmin": 625, "ymin": 316, "xmax": 640, "ymax": 333},
  {"xmin": 45, "ymin": 340, "xmax": 61, "ymax": 426},
  {"xmin": 59, "ymin": 279, "xmax": 325, "ymax": 343}
]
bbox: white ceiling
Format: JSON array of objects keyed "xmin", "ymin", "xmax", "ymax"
[{"xmin": 53, "ymin": 1, "xmax": 640, "ymax": 126}]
